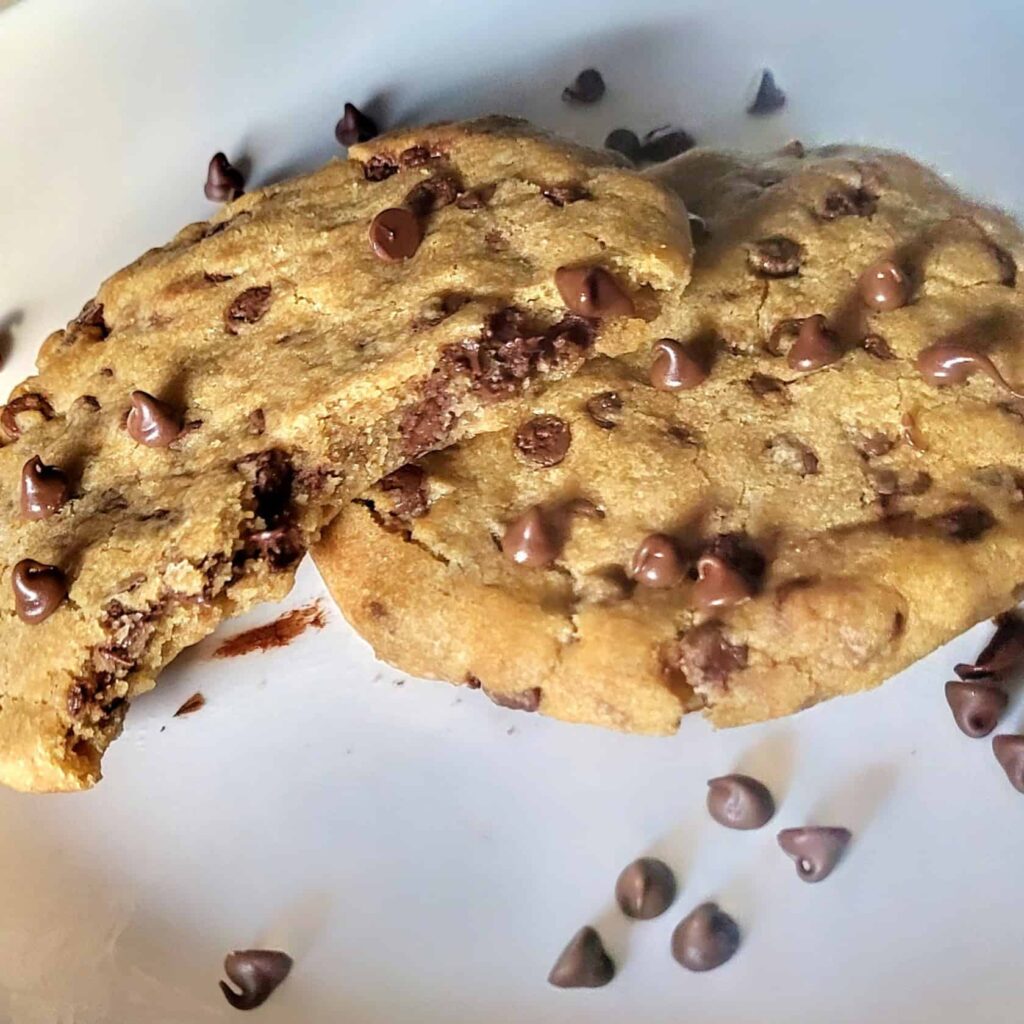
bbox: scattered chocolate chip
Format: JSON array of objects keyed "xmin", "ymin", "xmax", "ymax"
[
  {"xmin": 629, "ymin": 533, "xmax": 684, "ymax": 588},
  {"xmin": 562, "ymin": 68, "xmax": 605, "ymax": 104},
  {"xmin": 126, "ymin": 391, "xmax": 182, "ymax": 448},
  {"xmin": 548, "ymin": 926, "xmax": 614, "ymax": 988},
  {"xmin": 604, "ymin": 128, "xmax": 641, "ymax": 162},
  {"xmin": 706, "ymin": 774, "xmax": 775, "ymax": 830},
  {"xmin": 863, "ymin": 334, "xmax": 896, "ymax": 360},
  {"xmin": 174, "ymin": 692, "xmax": 206, "ymax": 717},
  {"xmin": 916, "ymin": 344, "xmax": 1022, "ymax": 397},
  {"xmin": 204, "ymin": 153, "xmax": 244, "ymax": 203},
  {"xmin": 541, "ymin": 183, "xmax": 592, "ymax": 207},
  {"xmin": 638, "ymin": 127, "xmax": 695, "ymax": 163},
  {"xmin": 515, "ymin": 415, "xmax": 572, "ymax": 467},
  {"xmin": 486, "ymin": 686, "xmax": 542, "ymax": 712},
  {"xmin": 363, "ymin": 154, "xmax": 399, "ymax": 182},
  {"xmin": 369, "ymin": 207, "xmax": 423, "ymax": 262},
  {"xmin": 766, "ymin": 434, "xmax": 819, "ymax": 476},
  {"xmin": 225, "ymin": 285, "xmax": 272, "ymax": 333},
  {"xmin": 502, "ymin": 506, "xmax": 560, "ymax": 567},
  {"xmin": 585, "ymin": 390, "xmax": 623, "ymax": 429},
  {"xmin": 247, "ymin": 408, "xmax": 266, "ymax": 435},
  {"xmin": 747, "ymin": 236, "xmax": 802, "ymax": 278},
  {"xmin": 993, "ymin": 735, "xmax": 1024, "ymax": 793},
  {"xmin": 747, "ymin": 69, "xmax": 786, "ymax": 115},
  {"xmin": 671, "ymin": 903, "xmax": 741, "ymax": 972},
  {"xmin": 859, "ymin": 260, "xmax": 909, "ymax": 312},
  {"xmin": 649, "ymin": 338, "xmax": 708, "ymax": 391},
  {"xmin": 777, "ymin": 827, "xmax": 852, "ymax": 882},
  {"xmin": 819, "ymin": 186, "xmax": 878, "ymax": 220},
  {"xmin": 945, "ymin": 681, "xmax": 1007, "ymax": 738},
  {"xmin": 930, "ymin": 503, "xmax": 995, "ymax": 542},
  {"xmin": 615, "ymin": 857, "xmax": 676, "ymax": 920},
  {"xmin": 693, "ymin": 554, "xmax": 754, "ymax": 611},
  {"xmin": 11, "ymin": 559, "xmax": 67, "ymax": 624},
  {"xmin": 20, "ymin": 456, "xmax": 70, "ymax": 520},
  {"xmin": 335, "ymin": 102, "xmax": 378, "ymax": 146},
  {"xmin": 219, "ymin": 949, "xmax": 293, "ymax": 1010},
  {"xmin": 405, "ymin": 174, "xmax": 462, "ymax": 216},
  {"xmin": 455, "ymin": 183, "xmax": 496, "ymax": 209},
  {"xmin": 380, "ymin": 464, "xmax": 429, "ymax": 520},
  {"xmin": 1, "ymin": 392, "xmax": 55, "ymax": 439},
  {"xmin": 747, "ymin": 372, "xmax": 788, "ymax": 398},
  {"xmin": 956, "ymin": 612, "xmax": 1024, "ymax": 681},
  {"xmin": 787, "ymin": 314, "xmax": 842, "ymax": 371},
  {"xmin": 554, "ymin": 266, "xmax": 634, "ymax": 319}
]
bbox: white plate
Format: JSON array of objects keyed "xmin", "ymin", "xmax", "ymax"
[{"xmin": 1, "ymin": 1, "xmax": 1022, "ymax": 1021}]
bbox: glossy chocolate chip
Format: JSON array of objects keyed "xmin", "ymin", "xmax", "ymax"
[
  {"xmin": 20, "ymin": 456, "xmax": 70, "ymax": 520},
  {"xmin": 649, "ymin": 339, "xmax": 708, "ymax": 391},
  {"xmin": 671, "ymin": 903, "xmax": 741, "ymax": 972},
  {"xmin": 515, "ymin": 415, "xmax": 572, "ymax": 467},
  {"xmin": 916, "ymin": 344, "xmax": 1023, "ymax": 397},
  {"xmin": 706, "ymin": 774, "xmax": 775, "ymax": 830},
  {"xmin": 11, "ymin": 559, "xmax": 67, "ymax": 624},
  {"xmin": 992, "ymin": 734, "xmax": 1024, "ymax": 794},
  {"xmin": 335, "ymin": 102, "xmax": 378, "ymax": 146},
  {"xmin": 219, "ymin": 949, "xmax": 293, "ymax": 1010},
  {"xmin": 859, "ymin": 260, "xmax": 909, "ymax": 311},
  {"xmin": 455, "ymin": 183, "xmax": 497, "ymax": 210},
  {"xmin": 585, "ymin": 391, "xmax": 623, "ymax": 429},
  {"xmin": 777, "ymin": 827, "xmax": 852, "ymax": 882},
  {"xmin": 787, "ymin": 314, "xmax": 842, "ymax": 371},
  {"xmin": 955, "ymin": 612, "xmax": 1024, "ymax": 680},
  {"xmin": 126, "ymin": 391, "xmax": 182, "ymax": 447},
  {"xmin": 604, "ymin": 128, "xmax": 641, "ymax": 162},
  {"xmin": 562, "ymin": 68, "xmax": 605, "ymax": 104},
  {"xmin": 502, "ymin": 506, "xmax": 560, "ymax": 567},
  {"xmin": 225, "ymin": 285, "xmax": 272, "ymax": 333},
  {"xmin": 615, "ymin": 857, "xmax": 677, "ymax": 920},
  {"xmin": 693, "ymin": 554, "xmax": 754, "ymax": 610},
  {"xmin": 204, "ymin": 152, "xmax": 244, "ymax": 202},
  {"xmin": 945, "ymin": 681, "xmax": 1007, "ymax": 738},
  {"xmin": 629, "ymin": 533, "xmax": 684, "ymax": 589},
  {"xmin": 747, "ymin": 69, "xmax": 786, "ymax": 115},
  {"xmin": 369, "ymin": 207, "xmax": 423, "ymax": 262},
  {"xmin": 547, "ymin": 926, "xmax": 615, "ymax": 988},
  {"xmin": 747, "ymin": 236, "xmax": 802, "ymax": 278},
  {"xmin": 554, "ymin": 266, "xmax": 634, "ymax": 319}
]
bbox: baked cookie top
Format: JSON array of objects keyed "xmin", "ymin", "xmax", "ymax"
[
  {"xmin": 0, "ymin": 117, "xmax": 693, "ymax": 791},
  {"xmin": 314, "ymin": 143, "xmax": 1024, "ymax": 735}
]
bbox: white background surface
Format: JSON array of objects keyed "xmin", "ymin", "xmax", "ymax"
[{"xmin": 1, "ymin": 1, "xmax": 1023, "ymax": 1021}]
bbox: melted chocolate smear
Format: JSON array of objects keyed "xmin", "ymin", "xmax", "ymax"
[{"xmin": 214, "ymin": 601, "xmax": 326, "ymax": 658}]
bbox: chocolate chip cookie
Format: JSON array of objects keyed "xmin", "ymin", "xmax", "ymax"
[
  {"xmin": 0, "ymin": 116, "xmax": 693, "ymax": 791},
  {"xmin": 314, "ymin": 143, "xmax": 1024, "ymax": 734}
]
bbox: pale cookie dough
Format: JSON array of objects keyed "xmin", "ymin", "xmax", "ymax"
[
  {"xmin": 0, "ymin": 117, "xmax": 693, "ymax": 791},
  {"xmin": 315, "ymin": 143, "xmax": 1024, "ymax": 734}
]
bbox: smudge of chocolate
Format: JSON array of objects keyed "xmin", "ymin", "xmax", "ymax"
[{"xmin": 213, "ymin": 601, "xmax": 326, "ymax": 658}]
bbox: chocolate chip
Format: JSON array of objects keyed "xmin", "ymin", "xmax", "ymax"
[
  {"xmin": 782, "ymin": 139, "xmax": 806, "ymax": 158},
  {"xmin": 915, "ymin": 344, "xmax": 1021, "ymax": 396},
  {"xmin": 502, "ymin": 506, "xmax": 560, "ymax": 567},
  {"xmin": 766, "ymin": 434, "xmax": 819, "ymax": 476},
  {"xmin": 380, "ymin": 464, "xmax": 429, "ymax": 520},
  {"xmin": 219, "ymin": 949, "xmax": 293, "ymax": 1010},
  {"xmin": 787, "ymin": 314, "xmax": 842, "ymax": 371},
  {"xmin": 747, "ymin": 236, "xmax": 802, "ymax": 278},
  {"xmin": 615, "ymin": 857, "xmax": 676, "ymax": 920},
  {"xmin": 400, "ymin": 144, "xmax": 440, "ymax": 168},
  {"xmin": 993, "ymin": 734, "xmax": 1024, "ymax": 793},
  {"xmin": 1, "ymin": 392, "xmax": 55, "ymax": 439},
  {"xmin": 562, "ymin": 68, "xmax": 605, "ymax": 104},
  {"xmin": 548, "ymin": 925, "xmax": 614, "ymax": 988},
  {"xmin": 671, "ymin": 622, "xmax": 748, "ymax": 691},
  {"xmin": 604, "ymin": 128, "xmax": 641, "ymax": 162},
  {"xmin": 585, "ymin": 391, "xmax": 623, "ymax": 429},
  {"xmin": 247, "ymin": 408, "xmax": 266, "ymax": 435},
  {"xmin": 19, "ymin": 456, "xmax": 69, "ymax": 520},
  {"xmin": 126, "ymin": 391, "xmax": 182, "ymax": 448},
  {"xmin": 541, "ymin": 183, "xmax": 592, "ymax": 207},
  {"xmin": 335, "ymin": 102, "xmax": 378, "ymax": 146},
  {"xmin": 486, "ymin": 686, "xmax": 542, "ymax": 712},
  {"xmin": 859, "ymin": 259, "xmax": 910, "ymax": 312},
  {"xmin": 225, "ymin": 285, "xmax": 272, "ymax": 333},
  {"xmin": 671, "ymin": 903, "xmax": 741, "ymax": 972},
  {"xmin": 693, "ymin": 555, "xmax": 755, "ymax": 611},
  {"xmin": 204, "ymin": 152, "xmax": 244, "ymax": 203},
  {"xmin": 863, "ymin": 334, "xmax": 896, "ymax": 360},
  {"xmin": 747, "ymin": 373, "xmax": 788, "ymax": 398},
  {"xmin": 945, "ymin": 681, "xmax": 1007, "ymax": 738},
  {"xmin": 405, "ymin": 174, "xmax": 461, "ymax": 216},
  {"xmin": 515, "ymin": 415, "xmax": 572, "ymax": 467},
  {"xmin": 747, "ymin": 69, "xmax": 786, "ymax": 115},
  {"xmin": 955, "ymin": 612, "xmax": 1024, "ymax": 680},
  {"xmin": 174, "ymin": 692, "xmax": 206, "ymax": 717},
  {"xmin": 930, "ymin": 503, "xmax": 995, "ymax": 542},
  {"xmin": 777, "ymin": 827, "xmax": 852, "ymax": 882},
  {"xmin": 706, "ymin": 774, "xmax": 775, "ymax": 830},
  {"xmin": 464, "ymin": 673, "xmax": 482, "ymax": 689},
  {"xmin": 638, "ymin": 127, "xmax": 695, "ymax": 164},
  {"xmin": 629, "ymin": 533, "xmax": 684, "ymax": 589},
  {"xmin": 11, "ymin": 559, "xmax": 67, "ymax": 625},
  {"xmin": 369, "ymin": 207, "xmax": 423, "ymax": 262},
  {"xmin": 554, "ymin": 266, "xmax": 634, "ymax": 319},
  {"xmin": 455, "ymin": 184, "xmax": 496, "ymax": 210},
  {"xmin": 649, "ymin": 339, "xmax": 708, "ymax": 391},
  {"xmin": 819, "ymin": 186, "xmax": 877, "ymax": 220},
  {"xmin": 363, "ymin": 154, "xmax": 399, "ymax": 182}
]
